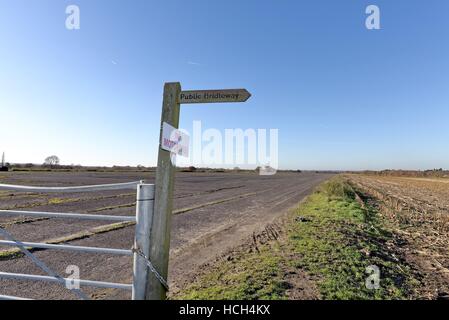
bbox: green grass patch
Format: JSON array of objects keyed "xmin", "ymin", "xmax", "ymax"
[
  {"xmin": 288, "ymin": 179, "xmax": 417, "ymax": 299},
  {"xmin": 174, "ymin": 177, "xmax": 418, "ymax": 300},
  {"xmin": 175, "ymin": 243, "xmax": 287, "ymax": 300}
]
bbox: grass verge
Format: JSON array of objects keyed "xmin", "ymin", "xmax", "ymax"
[{"xmin": 174, "ymin": 177, "xmax": 419, "ymax": 300}]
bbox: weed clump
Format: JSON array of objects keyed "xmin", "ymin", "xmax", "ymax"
[{"xmin": 319, "ymin": 178, "xmax": 355, "ymax": 200}]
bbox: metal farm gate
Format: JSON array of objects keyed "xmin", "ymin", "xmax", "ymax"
[
  {"xmin": 0, "ymin": 181, "xmax": 164, "ymax": 300},
  {"xmin": 0, "ymin": 81, "xmax": 251, "ymax": 301}
]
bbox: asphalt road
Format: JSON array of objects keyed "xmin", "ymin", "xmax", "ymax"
[{"xmin": 0, "ymin": 171, "xmax": 332, "ymax": 299}]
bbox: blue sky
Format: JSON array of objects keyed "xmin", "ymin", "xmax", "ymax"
[{"xmin": 1, "ymin": 0, "xmax": 448, "ymax": 170}]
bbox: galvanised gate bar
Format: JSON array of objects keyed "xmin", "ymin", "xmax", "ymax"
[{"xmin": 0, "ymin": 180, "xmax": 155, "ymax": 300}]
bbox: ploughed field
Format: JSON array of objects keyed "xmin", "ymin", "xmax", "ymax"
[
  {"xmin": 0, "ymin": 171, "xmax": 332, "ymax": 299},
  {"xmin": 349, "ymin": 175, "xmax": 449, "ymax": 298}
]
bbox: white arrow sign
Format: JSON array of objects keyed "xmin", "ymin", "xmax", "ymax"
[{"xmin": 179, "ymin": 89, "xmax": 251, "ymax": 104}]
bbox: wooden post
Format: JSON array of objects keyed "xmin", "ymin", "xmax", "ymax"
[
  {"xmin": 146, "ymin": 82, "xmax": 181, "ymax": 300},
  {"xmin": 143, "ymin": 82, "xmax": 251, "ymax": 299}
]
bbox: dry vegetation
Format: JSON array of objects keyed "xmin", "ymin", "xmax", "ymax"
[
  {"xmin": 355, "ymin": 169, "xmax": 449, "ymax": 179},
  {"xmin": 348, "ymin": 174, "xmax": 449, "ymax": 299}
]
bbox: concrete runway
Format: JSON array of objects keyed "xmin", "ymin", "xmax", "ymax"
[{"xmin": 0, "ymin": 171, "xmax": 332, "ymax": 299}]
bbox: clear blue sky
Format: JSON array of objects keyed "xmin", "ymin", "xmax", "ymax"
[{"xmin": 1, "ymin": 0, "xmax": 448, "ymax": 170}]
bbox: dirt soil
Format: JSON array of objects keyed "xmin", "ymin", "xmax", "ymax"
[
  {"xmin": 0, "ymin": 171, "xmax": 332, "ymax": 299},
  {"xmin": 170, "ymin": 215, "xmax": 321, "ymax": 300},
  {"xmin": 348, "ymin": 175, "xmax": 449, "ymax": 300}
]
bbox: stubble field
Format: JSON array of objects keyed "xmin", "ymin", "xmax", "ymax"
[{"xmin": 349, "ymin": 174, "xmax": 449, "ymax": 299}]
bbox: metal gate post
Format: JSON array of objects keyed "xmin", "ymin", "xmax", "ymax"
[{"xmin": 132, "ymin": 182, "xmax": 155, "ymax": 300}]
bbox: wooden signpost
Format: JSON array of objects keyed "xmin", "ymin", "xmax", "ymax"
[
  {"xmin": 144, "ymin": 82, "xmax": 251, "ymax": 300},
  {"xmin": 179, "ymin": 89, "xmax": 251, "ymax": 104}
]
